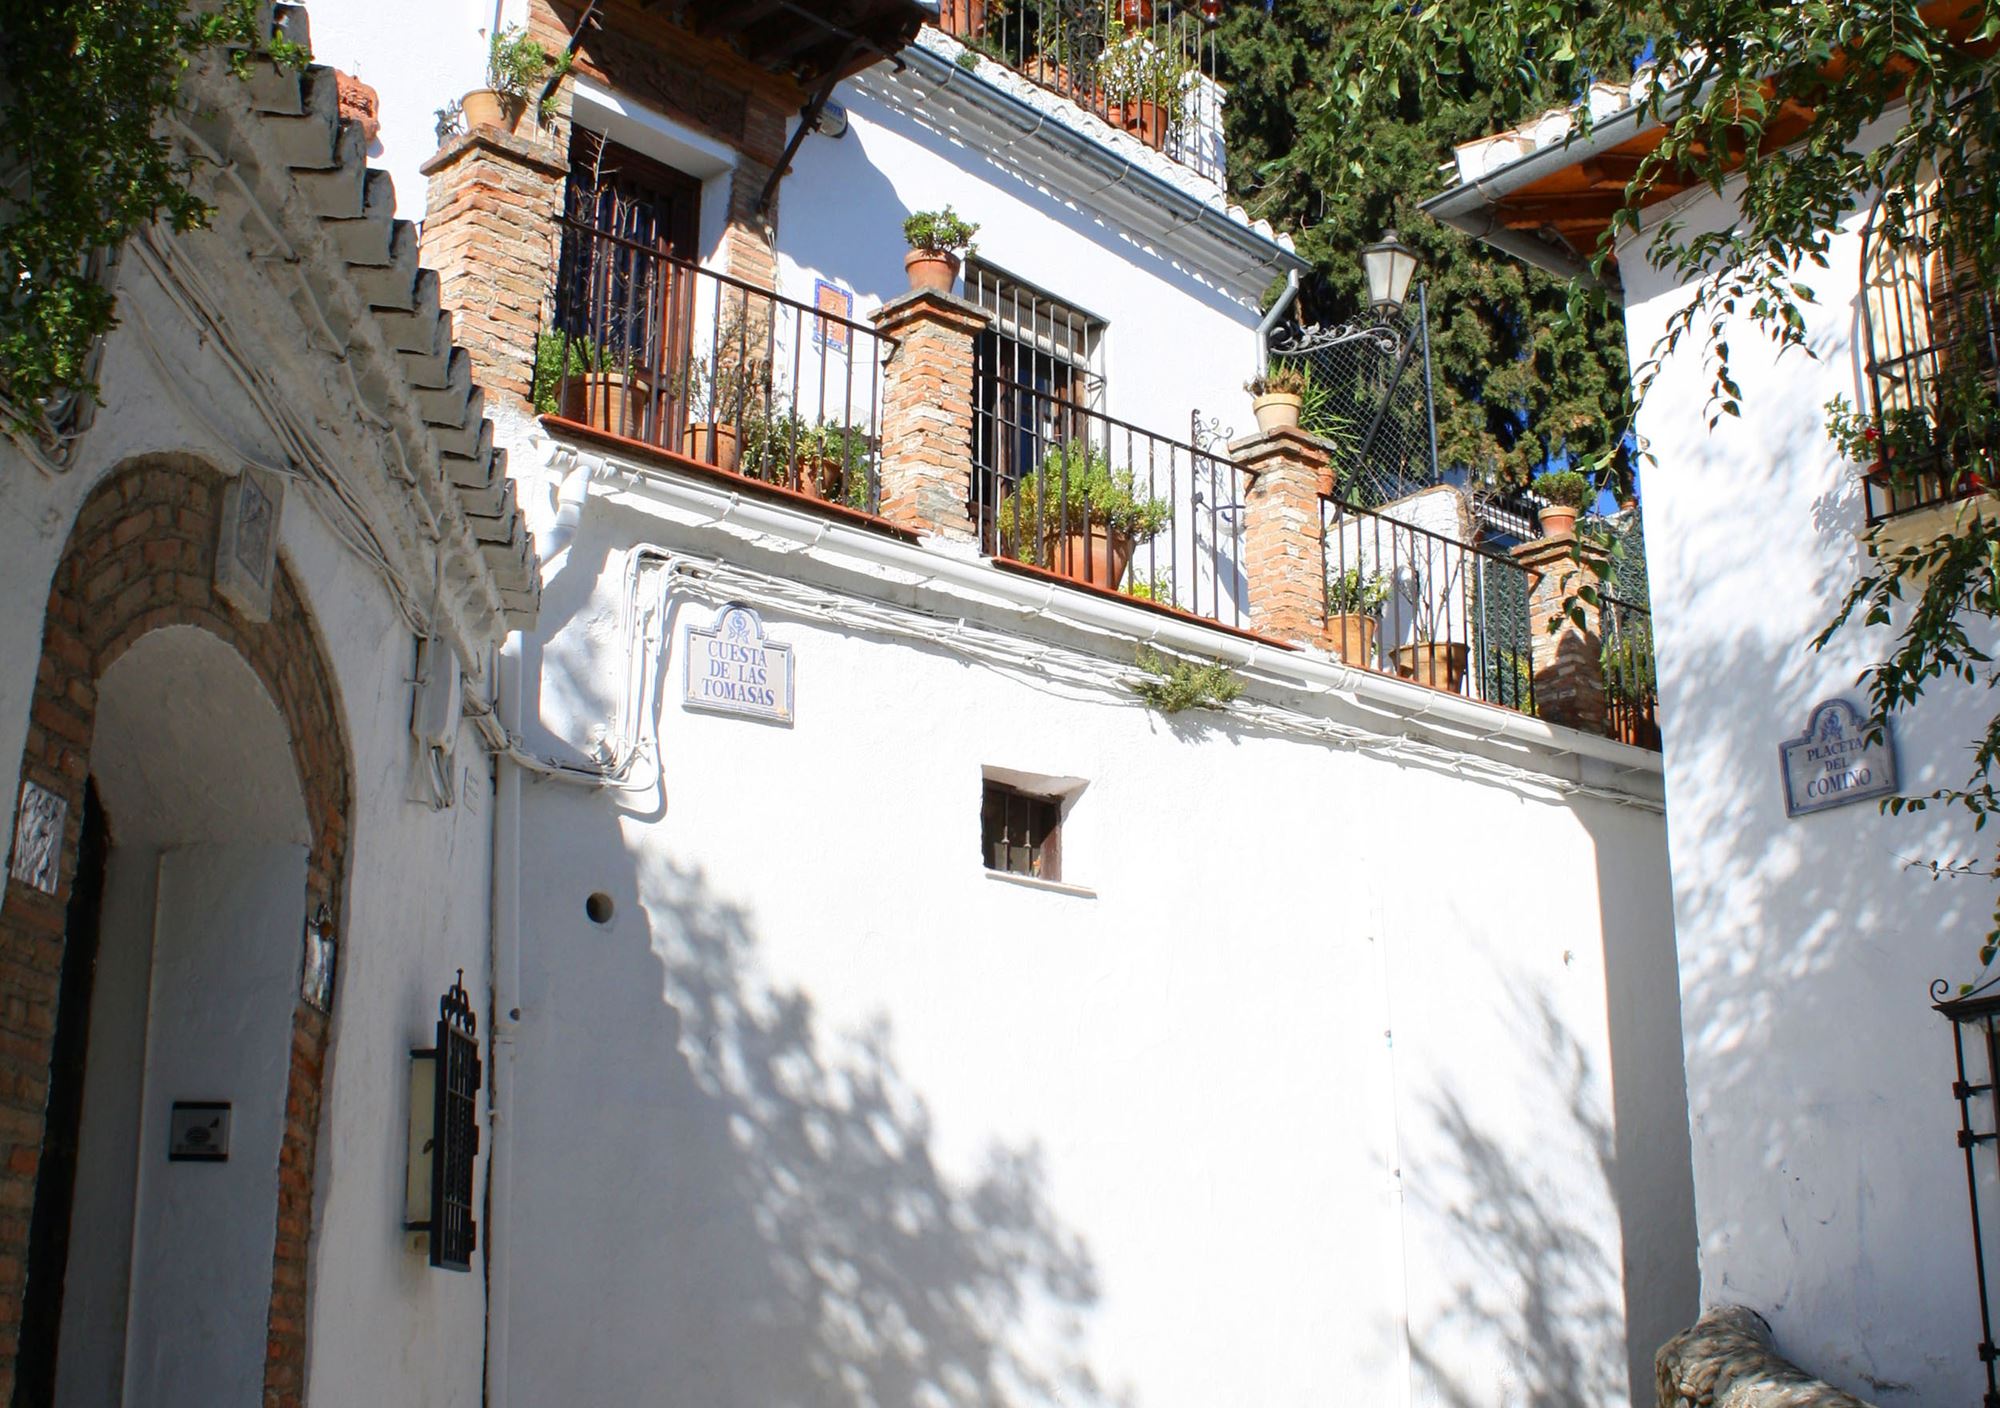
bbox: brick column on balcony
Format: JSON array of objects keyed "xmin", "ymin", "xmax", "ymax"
[
  {"xmin": 870, "ymin": 290, "xmax": 993, "ymax": 542},
  {"xmin": 1512, "ymin": 531, "xmax": 1608, "ymax": 732},
  {"xmin": 1232, "ymin": 427, "xmax": 1333, "ymax": 645},
  {"xmin": 419, "ymin": 126, "xmax": 567, "ymax": 415}
]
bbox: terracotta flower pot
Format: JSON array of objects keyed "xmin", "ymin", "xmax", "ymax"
[
  {"xmin": 940, "ymin": 0, "xmax": 987, "ymax": 36},
  {"xmin": 905, "ymin": 250, "xmax": 960, "ymax": 294},
  {"xmin": 682, "ymin": 422, "xmax": 741, "ymax": 474},
  {"xmin": 1537, "ymin": 503, "xmax": 1580, "ymax": 538},
  {"xmin": 1392, "ymin": 641, "xmax": 1470, "ymax": 693},
  {"xmin": 460, "ymin": 88, "xmax": 525, "ymax": 135},
  {"xmin": 1322, "ymin": 613, "xmax": 1380, "ymax": 668},
  {"xmin": 1252, "ymin": 392, "xmax": 1302, "ymax": 434},
  {"xmin": 561, "ymin": 373, "xmax": 644, "ymax": 438},
  {"xmin": 1120, "ymin": 0, "xmax": 1156, "ymax": 24},
  {"xmin": 1110, "ymin": 98, "xmax": 1168, "ymax": 149},
  {"xmin": 1043, "ymin": 523, "xmax": 1136, "ymax": 592},
  {"xmin": 1612, "ymin": 712, "xmax": 1663, "ymax": 750}
]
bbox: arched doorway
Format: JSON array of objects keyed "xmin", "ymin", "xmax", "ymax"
[
  {"xmin": 32, "ymin": 627, "xmax": 311, "ymax": 1406},
  {"xmin": 0, "ymin": 458, "xmax": 352, "ymax": 1407}
]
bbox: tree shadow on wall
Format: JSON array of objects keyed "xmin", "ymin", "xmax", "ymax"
[
  {"xmin": 1407, "ymin": 989, "xmax": 1628, "ymax": 1408},
  {"xmin": 548, "ymin": 850, "xmax": 1112, "ymax": 1408}
]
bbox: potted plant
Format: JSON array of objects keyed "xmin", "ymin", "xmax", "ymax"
[
  {"xmin": 1246, "ymin": 363, "xmax": 1307, "ymax": 435},
  {"xmin": 901, "ymin": 208, "xmax": 979, "ymax": 293},
  {"xmin": 1098, "ymin": 21, "xmax": 1188, "ymax": 149},
  {"xmin": 1322, "ymin": 566, "xmax": 1388, "ymax": 666},
  {"xmin": 1389, "ymin": 561, "xmax": 1470, "ymax": 691},
  {"xmin": 463, "ymin": 26, "xmax": 570, "ymax": 135},
  {"xmin": 745, "ymin": 414, "xmax": 876, "ymax": 509},
  {"xmin": 534, "ymin": 331, "xmax": 647, "ymax": 437},
  {"xmin": 676, "ymin": 343, "xmax": 770, "ymax": 475},
  {"xmin": 996, "ymin": 441, "xmax": 1172, "ymax": 591},
  {"xmin": 1534, "ymin": 469, "xmax": 1593, "ymax": 537}
]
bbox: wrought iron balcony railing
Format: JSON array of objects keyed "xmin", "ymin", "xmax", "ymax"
[
  {"xmin": 974, "ymin": 373, "xmax": 1248, "ymax": 628},
  {"xmin": 939, "ymin": 0, "xmax": 1227, "ymax": 184},
  {"xmin": 543, "ymin": 217, "xmax": 890, "ymax": 516}
]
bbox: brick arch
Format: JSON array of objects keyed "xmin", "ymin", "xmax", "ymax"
[{"xmin": 0, "ymin": 454, "xmax": 352, "ymax": 1407}]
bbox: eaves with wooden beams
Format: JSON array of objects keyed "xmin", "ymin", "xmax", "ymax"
[
  {"xmin": 603, "ymin": 0, "xmax": 930, "ymax": 89},
  {"xmin": 1421, "ymin": 0, "xmax": 1992, "ymax": 286}
]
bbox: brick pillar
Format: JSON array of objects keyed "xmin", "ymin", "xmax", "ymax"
[
  {"xmin": 870, "ymin": 290, "xmax": 993, "ymax": 542},
  {"xmin": 1512, "ymin": 533, "xmax": 1608, "ymax": 731},
  {"xmin": 723, "ymin": 92, "xmax": 791, "ymax": 292},
  {"xmin": 419, "ymin": 127, "xmax": 566, "ymax": 415},
  {"xmin": 1233, "ymin": 428, "xmax": 1333, "ymax": 645}
]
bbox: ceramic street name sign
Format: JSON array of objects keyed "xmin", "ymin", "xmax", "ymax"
[
  {"xmin": 1780, "ymin": 697, "xmax": 1897, "ymax": 818},
  {"xmin": 683, "ymin": 604, "xmax": 794, "ymax": 725}
]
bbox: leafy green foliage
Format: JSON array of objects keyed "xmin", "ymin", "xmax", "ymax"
[
  {"xmin": 1099, "ymin": 19, "xmax": 1191, "ymax": 124},
  {"xmin": 1325, "ymin": 566, "xmax": 1389, "ymax": 615},
  {"xmin": 1535, "ymin": 469, "xmax": 1593, "ymax": 510},
  {"xmin": 1131, "ymin": 647, "xmax": 1246, "ymax": 714},
  {"xmin": 1212, "ymin": 0, "xmax": 1633, "ymax": 493},
  {"xmin": 901, "ymin": 207, "xmax": 980, "ymax": 254},
  {"xmin": 997, "ymin": 441, "xmax": 1174, "ymax": 552},
  {"xmin": 1247, "ymin": 364, "xmax": 1308, "ymax": 397},
  {"xmin": 486, "ymin": 25, "xmax": 570, "ymax": 120},
  {"xmin": 0, "ymin": 0, "xmax": 307, "ymax": 426},
  {"xmin": 1345, "ymin": 0, "xmax": 2000, "ymax": 953}
]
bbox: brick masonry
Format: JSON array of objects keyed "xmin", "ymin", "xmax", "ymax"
[
  {"xmin": 421, "ymin": 127, "xmax": 568, "ymax": 416},
  {"xmin": 870, "ymin": 291, "xmax": 995, "ymax": 542},
  {"xmin": 1232, "ymin": 428, "xmax": 1335, "ymax": 646},
  {"xmin": 0, "ymin": 456, "xmax": 352, "ymax": 1408},
  {"xmin": 1512, "ymin": 530, "xmax": 1609, "ymax": 733}
]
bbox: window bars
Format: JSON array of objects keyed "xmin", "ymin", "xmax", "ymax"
[
  {"xmin": 973, "ymin": 370, "xmax": 1248, "ymax": 626},
  {"xmin": 1860, "ymin": 187, "xmax": 2000, "ymax": 524},
  {"xmin": 408, "ymin": 971, "xmax": 481, "ymax": 1272}
]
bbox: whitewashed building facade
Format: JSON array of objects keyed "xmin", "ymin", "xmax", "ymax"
[
  {"xmin": 1428, "ymin": 76, "xmax": 2000, "ymax": 1404},
  {"xmin": 0, "ymin": 2, "xmax": 1694, "ymax": 1405}
]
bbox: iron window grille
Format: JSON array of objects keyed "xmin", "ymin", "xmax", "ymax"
[
  {"xmin": 410, "ymin": 971, "xmax": 481, "ymax": 1272},
  {"xmin": 982, "ymin": 781, "xmax": 1062, "ymax": 880},
  {"xmin": 1860, "ymin": 186, "xmax": 2000, "ymax": 524},
  {"xmin": 968, "ymin": 263, "xmax": 1106, "ymax": 550}
]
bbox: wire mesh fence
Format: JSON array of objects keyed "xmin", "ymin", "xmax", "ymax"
[{"xmin": 1269, "ymin": 302, "xmax": 1436, "ymax": 509}]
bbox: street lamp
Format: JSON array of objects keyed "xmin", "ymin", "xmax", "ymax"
[{"xmin": 1362, "ymin": 229, "xmax": 1419, "ymax": 316}]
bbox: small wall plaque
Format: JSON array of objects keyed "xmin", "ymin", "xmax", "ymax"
[
  {"xmin": 1780, "ymin": 697, "xmax": 1898, "ymax": 818},
  {"xmin": 9, "ymin": 780, "xmax": 66, "ymax": 896},
  {"xmin": 215, "ymin": 465, "xmax": 284, "ymax": 622},
  {"xmin": 300, "ymin": 908, "xmax": 336, "ymax": 1014},
  {"xmin": 169, "ymin": 1102, "xmax": 231, "ymax": 1162},
  {"xmin": 683, "ymin": 605, "xmax": 794, "ymax": 726}
]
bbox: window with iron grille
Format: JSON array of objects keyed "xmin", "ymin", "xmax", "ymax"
[
  {"xmin": 1860, "ymin": 185, "xmax": 2000, "ymax": 523},
  {"xmin": 981, "ymin": 780, "xmax": 1063, "ymax": 880},
  {"xmin": 969, "ymin": 263, "xmax": 1107, "ymax": 549},
  {"xmin": 425, "ymin": 974, "xmax": 481, "ymax": 1272}
]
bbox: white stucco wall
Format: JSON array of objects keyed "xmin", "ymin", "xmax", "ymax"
[
  {"xmin": 0, "ymin": 230, "xmax": 497, "ymax": 1404},
  {"xmin": 494, "ymin": 437, "xmax": 1692, "ymax": 1408},
  {"xmin": 1620, "ymin": 164, "xmax": 1998, "ymax": 1401},
  {"xmin": 772, "ymin": 79, "xmax": 1267, "ymax": 445}
]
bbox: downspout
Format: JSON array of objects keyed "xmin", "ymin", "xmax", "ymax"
[
  {"xmin": 484, "ymin": 638, "xmax": 524, "ymax": 1408},
  {"xmin": 1255, "ymin": 268, "xmax": 1301, "ymax": 372}
]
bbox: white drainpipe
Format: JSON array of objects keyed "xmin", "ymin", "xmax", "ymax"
[
  {"xmin": 484, "ymin": 638, "xmax": 523, "ymax": 1408},
  {"xmin": 1256, "ymin": 268, "xmax": 1301, "ymax": 371}
]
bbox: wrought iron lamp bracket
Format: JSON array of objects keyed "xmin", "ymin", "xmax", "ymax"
[{"xmin": 1267, "ymin": 318, "xmax": 1405, "ymax": 361}]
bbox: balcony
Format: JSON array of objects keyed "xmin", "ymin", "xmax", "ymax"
[
  {"xmin": 1860, "ymin": 189, "xmax": 2000, "ymax": 526},
  {"xmin": 540, "ymin": 216, "xmax": 891, "ymax": 519},
  {"xmin": 974, "ymin": 373, "xmax": 1248, "ymax": 627},
  {"xmin": 939, "ymin": 0, "xmax": 1228, "ymax": 183},
  {"xmin": 1320, "ymin": 494, "xmax": 1659, "ymax": 743}
]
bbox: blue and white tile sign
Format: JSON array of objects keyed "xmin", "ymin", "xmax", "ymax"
[
  {"xmin": 1780, "ymin": 697, "xmax": 1897, "ymax": 818},
  {"xmin": 683, "ymin": 604, "xmax": 794, "ymax": 725}
]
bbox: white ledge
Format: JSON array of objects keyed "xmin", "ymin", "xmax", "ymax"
[{"xmin": 985, "ymin": 869, "xmax": 1098, "ymax": 899}]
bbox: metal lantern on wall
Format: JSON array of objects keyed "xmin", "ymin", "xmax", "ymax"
[
  {"xmin": 1933, "ymin": 975, "xmax": 2000, "ymax": 1408},
  {"xmin": 1362, "ymin": 229, "xmax": 1419, "ymax": 316}
]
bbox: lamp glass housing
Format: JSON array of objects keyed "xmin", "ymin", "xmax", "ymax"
[{"xmin": 1363, "ymin": 230, "xmax": 1419, "ymax": 313}]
